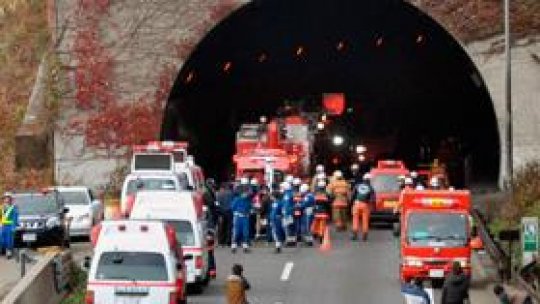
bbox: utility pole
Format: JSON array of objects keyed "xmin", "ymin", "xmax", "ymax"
[{"xmin": 504, "ymin": 0, "xmax": 513, "ymax": 191}]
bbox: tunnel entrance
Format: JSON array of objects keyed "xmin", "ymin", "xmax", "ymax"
[{"xmin": 162, "ymin": 0, "xmax": 500, "ymax": 187}]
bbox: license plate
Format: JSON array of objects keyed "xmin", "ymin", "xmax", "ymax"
[
  {"xmin": 383, "ymin": 200, "xmax": 398, "ymax": 208},
  {"xmin": 22, "ymin": 233, "xmax": 37, "ymax": 242},
  {"xmin": 115, "ymin": 298, "xmax": 141, "ymax": 304},
  {"xmin": 429, "ymin": 269, "xmax": 445, "ymax": 278}
]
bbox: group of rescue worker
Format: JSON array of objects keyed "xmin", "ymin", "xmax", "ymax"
[{"xmin": 219, "ymin": 160, "xmax": 456, "ymax": 255}]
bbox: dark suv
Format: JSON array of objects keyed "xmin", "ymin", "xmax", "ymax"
[{"xmin": 12, "ymin": 190, "xmax": 70, "ymax": 248}]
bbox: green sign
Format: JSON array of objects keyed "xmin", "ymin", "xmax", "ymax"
[{"xmin": 522, "ymin": 217, "xmax": 538, "ymax": 265}]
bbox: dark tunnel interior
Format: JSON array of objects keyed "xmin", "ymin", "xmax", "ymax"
[{"xmin": 161, "ymin": 0, "xmax": 500, "ymax": 185}]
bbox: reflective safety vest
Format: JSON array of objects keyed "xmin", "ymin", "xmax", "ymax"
[{"xmin": 1, "ymin": 205, "xmax": 15, "ymax": 225}]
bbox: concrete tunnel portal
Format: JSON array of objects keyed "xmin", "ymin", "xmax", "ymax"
[{"xmin": 161, "ymin": 0, "xmax": 500, "ymax": 186}]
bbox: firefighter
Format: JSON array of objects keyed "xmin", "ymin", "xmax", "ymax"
[
  {"xmin": 311, "ymin": 180, "xmax": 330, "ymax": 242},
  {"xmin": 410, "ymin": 171, "xmax": 420, "ymax": 187},
  {"xmin": 351, "ymin": 173, "xmax": 374, "ymax": 241},
  {"xmin": 311, "ymin": 165, "xmax": 327, "ymax": 190},
  {"xmin": 394, "ymin": 177, "xmax": 414, "ymax": 215},
  {"xmin": 269, "ymin": 186, "xmax": 286, "ymax": 253},
  {"xmin": 1, "ymin": 193, "xmax": 18, "ymax": 259},
  {"xmin": 231, "ymin": 186, "xmax": 253, "ymax": 254},
  {"xmin": 299, "ymin": 184, "xmax": 315, "ymax": 246},
  {"xmin": 429, "ymin": 177, "xmax": 442, "ymax": 190},
  {"xmin": 292, "ymin": 185, "xmax": 304, "ymax": 243},
  {"xmin": 326, "ymin": 170, "xmax": 351, "ymax": 231},
  {"xmin": 292, "ymin": 177, "xmax": 302, "ymax": 192},
  {"xmin": 280, "ymin": 181, "xmax": 296, "ymax": 246},
  {"xmin": 249, "ymin": 178, "xmax": 260, "ymax": 240}
]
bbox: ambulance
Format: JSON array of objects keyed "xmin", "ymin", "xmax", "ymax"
[
  {"xmin": 399, "ymin": 189, "xmax": 473, "ymax": 283},
  {"xmin": 85, "ymin": 220, "xmax": 187, "ymax": 304},
  {"xmin": 369, "ymin": 160, "xmax": 410, "ymax": 222},
  {"xmin": 129, "ymin": 191, "xmax": 211, "ymax": 292}
]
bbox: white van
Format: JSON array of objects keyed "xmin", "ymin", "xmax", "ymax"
[
  {"xmin": 129, "ymin": 191, "xmax": 211, "ymax": 291},
  {"xmin": 86, "ymin": 220, "xmax": 187, "ymax": 304},
  {"xmin": 120, "ymin": 172, "xmax": 191, "ymax": 214}
]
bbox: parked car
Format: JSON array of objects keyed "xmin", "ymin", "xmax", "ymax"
[
  {"xmin": 54, "ymin": 186, "xmax": 103, "ymax": 238},
  {"xmin": 12, "ymin": 190, "xmax": 70, "ymax": 248}
]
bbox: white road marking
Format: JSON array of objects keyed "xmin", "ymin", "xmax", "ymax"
[{"xmin": 280, "ymin": 262, "xmax": 294, "ymax": 281}]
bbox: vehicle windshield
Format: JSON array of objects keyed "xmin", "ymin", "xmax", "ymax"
[
  {"xmin": 95, "ymin": 252, "xmax": 168, "ymax": 281},
  {"xmin": 58, "ymin": 191, "xmax": 88, "ymax": 206},
  {"xmin": 13, "ymin": 194, "xmax": 60, "ymax": 215},
  {"xmin": 372, "ymin": 174, "xmax": 401, "ymax": 193},
  {"xmin": 133, "ymin": 154, "xmax": 171, "ymax": 171},
  {"xmin": 166, "ymin": 220, "xmax": 195, "ymax": 247},
  {"xmin": 126, "ymin": 178, "xmax": 177, "ymax": 196},
  {"xmin": 407, "ymin": 212, "xmax": 468, "ymax": 247}
]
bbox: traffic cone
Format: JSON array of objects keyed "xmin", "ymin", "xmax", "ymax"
[{"xmin": 319, "ymin": 226, "xmax": 332, "ymax": 252}]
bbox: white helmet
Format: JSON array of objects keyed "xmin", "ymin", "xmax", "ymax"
[
  {"xmin": 430, "ymin": 177, "xmax": 440, "ymax": 187},
  {"xmin": 363, "ymin": 173, "xmax": 371, "ymax": 180},
  {"xmin": 293, "ymin": 178, "xmax": 302, "ymax": 186},
  {"xmin": 404, "ymin": 177, "xmax": 414, "ymax": 185},
  {"xmin": 415, "ymin": 184, "xmax": 425, "ymax": 190},
  {"xmin": 285, "ymin": 175, "xmax": 294, "ymax": 183},
  {"xmin": 351, "ymin": 163, "xmax": 359, "ymax": 171},
  {"xmin": 280, "ymin": 182, "xmax": 292, "ymax": 192},
  {"xmin": 398, "ymin": 175, "xmax": 406, "ymax": 181},
  {"xmin": 315, "ymin": 164, "xmax": 325, "ymax": 173},
  {"xmin": 333, "ymin": 170, "xmax": 343, "ymax": 178},
  {"xmin": 316, "ymin": 172, "xmax": 326, "ymax": 179},
  {"xmin": 240, "ymin": 177, "xmax": 249, "ymax": 185},
  {"xmin": 300, "ymin": 184, "xmax": 310, "ymax": 194},
  {"xmin": 410, "ymin": 171, "xmax": 418, "ymax": 178},
  {"xmin": 250, "ymin": 178, "xmax": 259, "ymax": 186},
  {"xmin": 317, "ymin": 180, "xmax": 326, "ymax": 188}
]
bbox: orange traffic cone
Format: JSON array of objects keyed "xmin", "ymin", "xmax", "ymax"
[{"xmin": 319, "ymin": 226, "xmax": 332, "ymax": 252}]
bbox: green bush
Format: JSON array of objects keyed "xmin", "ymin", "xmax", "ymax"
[{"xmin": 61, "ymin": 266, "xmax": 87, "ymax": 304}]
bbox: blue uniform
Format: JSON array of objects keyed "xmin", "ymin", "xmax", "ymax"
[
  {"xmin": 1, "ymin": 204, "xmax": 19, "ymax": 253},
  {"xmin": 281, "ymin": 190, "xmax": 295, "ymax": 240},
  {"xmin": 269, "ymin": 198, "xmax": 285, "ymax": 247},
  {"xmin": 231, "ymin": 194, "xmax": 252, "ymax": 248},
  {"xmin": 300, "ymin": 193, "xmax": 315, "ymax": 241}
]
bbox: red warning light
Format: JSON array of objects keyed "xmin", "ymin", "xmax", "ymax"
[{"xmin": 323, "ymin": 93, "xmax": 346, "ymax": 116}]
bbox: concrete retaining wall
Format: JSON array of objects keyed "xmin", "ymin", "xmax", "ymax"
[{"xmin": 1, "ymin": 253, "xmax": 68, "ymax": 304}]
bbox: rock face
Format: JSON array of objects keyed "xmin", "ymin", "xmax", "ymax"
[{"xmin": 50, "ymin": 0, "xmax": 540, "ymax": 189}]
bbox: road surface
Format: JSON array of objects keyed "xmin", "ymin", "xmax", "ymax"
[{"xmin": 71, "ymin": 226, "xmax": 497, "ymax": 303}]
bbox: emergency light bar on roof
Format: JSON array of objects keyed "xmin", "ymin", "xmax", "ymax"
[
  {"xmin": 377, "ymin": 160, "xmax": 406, "ymax": 169},
  {"xmin": 133, "ymin": 141, "xmax": 189, "ymax": 153}
]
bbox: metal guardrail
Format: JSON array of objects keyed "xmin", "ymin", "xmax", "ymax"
[
  {"xmin": 471, "ymin": 208, "xmax": 511, "ymax": 280},
  {"xmin": 472, "ymin": 208, "xmax": 540, "ymax": 301}
]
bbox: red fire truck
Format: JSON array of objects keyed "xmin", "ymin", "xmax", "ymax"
[
  {"xmin": 399, "ymin": 189, "xmax": 473, "ymax": 283},
  {"xmin": 233, "ymin": 115, "xmax": 312, "ymax": 183},
  {"xmin": 369, "ymin": 160, "xmax": 410, "ymax": 222}
]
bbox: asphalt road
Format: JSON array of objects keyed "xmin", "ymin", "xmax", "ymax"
[{"xmin": 69, "ymin": 225, "xmax": 498, "ymax": 304}]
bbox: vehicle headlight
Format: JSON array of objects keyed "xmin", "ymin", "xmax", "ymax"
[
  {"xmin": 403, "ymin": 257, "xmax": 423, "ymax": 267},
  {"xmin": 454, "ymin": 258, "xmax": 469, "ymax": 268},
  {"xmin": 45, "ymin": 217, "xmax": 61, "ymax": 229}
]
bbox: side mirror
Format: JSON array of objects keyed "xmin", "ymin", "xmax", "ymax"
[
  {"xmin": 183, "ymin": 254, "xmax": 194, "ymax": 261},
  {"xmin": 186, "ymin": 185, "xmax": 194, "ymax": 191},
  {"xmin": 63, "ymin": 207, "xmax": 70, "ymax": 214},
  {"xmin": 83, "ymin": 256, "xmax": 91, "ymax": 270}
]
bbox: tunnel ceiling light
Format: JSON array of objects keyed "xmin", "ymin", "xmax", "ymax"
[
  {"xmin": 317, "ymin": 122, "xmax": 325, "ymax": 130},
  {"xmin": 321, "ymin": 113, "xmax": 327, "ymax": 122},
  {"xmin": 295, "ymin": 46, "xmax": 305, "ymax": 57},
  {"xmin": 260, "ymin": 116, "xmax": 267, "ymax": 124},
  {"xmin": 376, "ymin": 37, "xmax": 384, "ymax": 47},
  {"xmin": 416, "ymin": 34, "xmax": 424, "ymax": 44},
  {"xmin": 358, "ymin": 155, "xmax": 366, "ymax": 162},
  {"xmin": 336, "ymin": 41, "xmax": 346, "ymax": 51},
  {"xmin": 223, "ymin": 61, "xmax": 233, "ymax": 73},
  {"xmin": 185, "ymin": 71, "xmax": 195, "ymax": 83},
  {"xmin": 258, "ymin": 53, "xmax": 268, "ymax": 63},
  {"xmin": 332, "ymin": 135, "xmax": 345, "ymax": 146},
  {"xmin": 356, "ymin": 145, "xmax": 367, "ymax": 154}
]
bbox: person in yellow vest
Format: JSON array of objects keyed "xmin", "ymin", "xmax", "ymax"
[
  {"xmin": 2, "ymin": 192, "xmax": 18, "ymax": 259},
  {"xmin": 225, "ymin": 264, "xmax": 251, "ymax": 304},
  {"xmin": 326, "ymin": 171, "xmax": 351, "ymax": 231}
]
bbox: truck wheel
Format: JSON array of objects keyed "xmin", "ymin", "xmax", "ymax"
[{"xmin": 190, "ymin": 284, "xmax": 203, "ymax": 295}]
